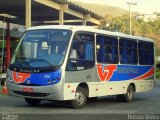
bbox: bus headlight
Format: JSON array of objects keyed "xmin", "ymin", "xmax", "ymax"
[
  {"xmin": 48, "ymin": 80, "xmax": 51, "ymax": 85},
  {"xmin": 7, "ymin": 76, "xmax": 13, "ymax": 83},
  {"xmin": 52, "ymin": 77, "xmax": 61, "ymax": 83},
  {"xmin": 48, "ymin": 77, "xmax": 61, "ymax": 85}
]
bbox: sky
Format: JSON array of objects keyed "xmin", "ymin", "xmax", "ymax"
[{"xmin": 72, "ymin": 0, "xmax": 160, "ymax": 14}]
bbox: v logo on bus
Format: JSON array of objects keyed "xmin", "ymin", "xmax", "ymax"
[
  {"xmin": 12, "ymin": 71, "xmax": 31, "ymax": 83},
  {"xmin": 97, "ymin": 64, "xmax": 117, "ymax": 82}
]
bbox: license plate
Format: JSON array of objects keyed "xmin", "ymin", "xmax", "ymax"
[{"xmin": 23, "ymin": 88, "xmax": 33, "ymax": 93}]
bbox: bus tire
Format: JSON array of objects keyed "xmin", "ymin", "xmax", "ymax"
[
  {"xmin": 70, "ymin": 87, "xmax": 87, "ymax": 108},
  {"xmin": 123, "ymin": 85, "xmax": 134, "ymax": 102},
  {"xmin": 25, "ymin": 98, "xmax": 41, "ymax": 106}
]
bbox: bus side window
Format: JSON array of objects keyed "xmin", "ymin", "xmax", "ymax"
[
  {"xmin": 96, "ymin": 35, "xmax": 118, "ymax": 64},
  {"xmin": 120, "ymin": 39, "xmax": 128, "ymax": 64},
  {"xmin": 97, "ymin": 36, "xmax": 105, "ymax": 63},
  {"xmin": 70, "ymin": 49, "xmax": 77, "ymax": 59},
  {"xmin": 85, "ymin": 42, "xmax": 94, "ymax": 60},
  {"xmin": 66, "ymin": 32, "xmax": 95, "ymax": 71},
  {"xmin": 138, "ymin": 41, "xmax": 154, "ymax": 65},
  {"xmin": 120, "ymin": 39, "xmax": 137, "ymax": 64}
]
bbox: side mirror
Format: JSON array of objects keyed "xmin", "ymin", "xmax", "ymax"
[{"xmin": 70, "ymin": 49, "xmax": 77, "ymax": 59}]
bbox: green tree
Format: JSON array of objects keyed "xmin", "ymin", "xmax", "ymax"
[
  {"xmin": 103, "ymin": 14, "xmax": 160, "ymax": 56},
  {"xmin": 105, "ymin": 14, "xmax": 129, "ymax": 33}
]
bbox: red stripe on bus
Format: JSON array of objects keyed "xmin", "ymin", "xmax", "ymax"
[{"xmin": 134, "ymin": 67, "xmax": 154, "ymax": 80}]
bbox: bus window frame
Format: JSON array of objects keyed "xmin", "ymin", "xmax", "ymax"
[
  {"xmin": 96, "ymin": 34, "xmax": 119, "ymax": 64},
  {"xmin": 66, "ymin": 31, "xmax": 95, "ymax": 71},
  {"xmin": 138, "ymin": 41, "xmax": 154, "ymax": 65},
  {"xmin": 9, "ymin": 29, "xmax": 73, "ymax": 73},
  {"xmin": 119, "ymin": 38, "xmax": 138, "ymax": 65}
]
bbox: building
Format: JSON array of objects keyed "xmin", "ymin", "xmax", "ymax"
[
  {"xmin": 0, "ymin": 0, "xmax": 104, "ymax": 74},
  {"xmin": 135, "ymin": 13, "xmax": 160, "ymax": 22}
]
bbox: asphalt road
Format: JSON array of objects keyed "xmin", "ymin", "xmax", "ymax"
[{"xmin": 0, "ymin": 81, "xmax": 160, "ymax": 120}]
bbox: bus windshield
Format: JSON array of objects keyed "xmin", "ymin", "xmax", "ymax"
[{"xmin": 10, "ymin": 29, "xmax": 71, "ymax": 71}]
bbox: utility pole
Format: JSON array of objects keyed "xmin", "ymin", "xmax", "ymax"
[{"xmin": 127, "ymin": 2, "xmax": 137, "ymax": 35}]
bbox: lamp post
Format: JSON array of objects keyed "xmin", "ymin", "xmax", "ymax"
[{"xmin": 127, "ymin": 2, "xmax": 137, "ymax": 35}]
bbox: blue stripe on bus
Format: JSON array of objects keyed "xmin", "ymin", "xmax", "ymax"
[
  {"xmin": 22, "ymin": 68, "xmax": 61, "ymax": 86},
  {"xmin": 109, "ymin": 65, "xmax": 153, "ymax": 81}
]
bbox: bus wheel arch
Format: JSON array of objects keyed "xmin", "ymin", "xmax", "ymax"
[
  {"xmin": 124, "ymin": 83, "xmax": 135, "ymax": 102},
  {"xmin": 129, "ymin": 83, "xmax": 136, "ymax": 92},
  {"xmin": 77, "ymin": 82, "xmax": 89, "ymax": 97},
  {"xmin": 70, "ymin": 82, "xmax": 89, "ymax": 108}
]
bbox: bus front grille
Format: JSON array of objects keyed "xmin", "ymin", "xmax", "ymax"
[{"xmin": 13, "ymin": 91, "xmax": 50, "ymax": 97}]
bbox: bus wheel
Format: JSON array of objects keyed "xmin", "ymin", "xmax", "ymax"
[
  {"xmin": 25, "ymin": 98, "xmax": 41, "ymax": 106},
  {"xmin": 124, "ymin": 85, "xmax": 134, "ymax": 102},
  {"xmin": 71, "ymin": 87, "xmax": 87, "ymax": 108}
]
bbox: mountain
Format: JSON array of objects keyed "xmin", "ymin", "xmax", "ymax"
[{"xmin": 68, "ymin": 0, "xmax": 137, "ymax": 17}]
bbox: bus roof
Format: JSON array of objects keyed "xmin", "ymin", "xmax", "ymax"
[{"xmin": 28, "ymin": 25, "xmax": 154, "ymax": 42}]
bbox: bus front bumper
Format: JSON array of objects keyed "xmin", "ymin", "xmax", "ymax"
[{"xmin": 6, "ymin": 82, "xmax": 64, "ymax": 101}]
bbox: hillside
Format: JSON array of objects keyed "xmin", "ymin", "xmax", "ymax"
[{"xmin": 68, "ymin": 0, "xmax": 136, "ymax": 17}]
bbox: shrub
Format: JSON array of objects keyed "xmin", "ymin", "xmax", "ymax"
[{"xmin": 156, "ymin": 68, "xmax": 160, "ymax": 79}]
